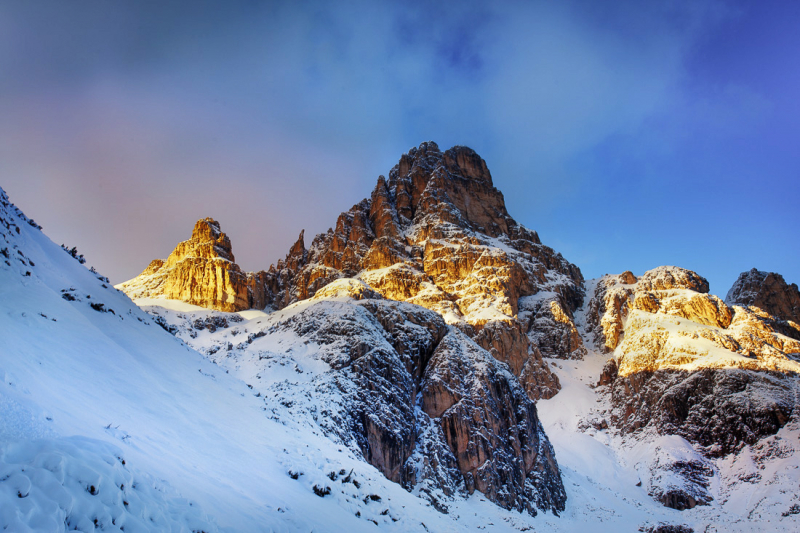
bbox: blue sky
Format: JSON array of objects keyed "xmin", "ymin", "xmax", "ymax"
[{"xmin": 1, "ymin": 0, "xmax": 797, "ymax": 294}]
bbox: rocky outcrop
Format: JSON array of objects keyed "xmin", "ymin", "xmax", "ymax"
[
  {"xmin": 646, "ymin": 442, "xmax": 713, "ymax": 511},
  {"xmin": 116, "ymin": 218, "xmax": 269, "ymax": 312},
  {"xmin": 233, "ymin": 297, "xmax": 566, "ymax": 515},
  {"xmin": 586, "ymin": 271, "xmax": 637, "ymax": 352},
  {"xmin": 585, "ymin": 266, "xmax": 800, "ymax": 512},
  {"xmin": 610, "ymin": 368, "xmax": 797, "ymax": 455},
  {"xmin": 520, "ymin": 294, "xmax": 586, "ymax": 359},
  {"xmin": 587, "ymin": 266, "xmax": 800, "ymax": 378},
  {"xmin": 588, "ymin": 266, "xmax": 800, "ymax": 457},
  {"xmin": 120, "ymin": 142, "xmax": 586, "ymax": 400},
  {"xmin": 420, "ymin": 329, "xmax": 565, "ymax": 514},
  {"xmin": 726, "ymin": 268, "xmax": 800, "ymax": 341}
]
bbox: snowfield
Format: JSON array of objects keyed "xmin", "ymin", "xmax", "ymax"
[{"xmin": 2, "ymin": 186, "xmax": 799, "ymax": 532}]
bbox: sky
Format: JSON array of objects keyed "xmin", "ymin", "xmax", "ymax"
[{"xmin": 1, "ymin": 0, "xmax": 797, "ymax": 295}]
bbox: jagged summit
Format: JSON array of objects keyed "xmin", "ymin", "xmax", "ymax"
[
  {"xmin": 116, "ymin": 217, "xmax": 267, "ymax": 312},
  {"xmin": 380, "ymin": 141, "xmax": 511, "ymax": 238}
]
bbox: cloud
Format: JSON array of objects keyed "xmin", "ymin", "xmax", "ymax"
[{"xmin": 0, "ymin": 0, "xmax": 796, "ymax": 294}]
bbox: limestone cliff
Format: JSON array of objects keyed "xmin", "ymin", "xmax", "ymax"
[{"xmin": 116, "ymin": 218, "xmax": 269, "ymax": 312}]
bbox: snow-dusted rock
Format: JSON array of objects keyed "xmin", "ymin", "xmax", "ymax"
[
  {"xmin": 309, "ymin": 278, "xmax": 382, "ymax": 301},
  {"xmin": 147, "ymin": 296, "xmax": 567, "ymax": 516},
  {"xmin": 610, "ymin": 368, "xmax": 797, "ymax": 456},
  {"xmin": 645, "ymin": 437, "xmax": 714, "ymax": 510},
  {"xmin": 726, "ymin": 268, "xmax": 800, "ymax": 341},
  {"xmin": 420, "ymin": 329, "xmax": 565, "ymax": 515},
  {"xmin": 587, "ymin": 266, "xmax": 800, "ymax": 462}
]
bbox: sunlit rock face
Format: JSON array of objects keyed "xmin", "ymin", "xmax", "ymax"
[
  {"xmin": 267, "ymin": 142, "xmax": 584, "ymax": 400},
  {"xmin": 588, "ymin": 265, "xmax": 800, "ymax": 459},
  {"xmin": 117, "ymin": 218, "xmax": 269, "ymax": 312}
]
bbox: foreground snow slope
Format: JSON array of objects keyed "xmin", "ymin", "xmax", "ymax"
[{"xmin": 0, "ymin": 192, "xmax": 387, "ymax": 531}]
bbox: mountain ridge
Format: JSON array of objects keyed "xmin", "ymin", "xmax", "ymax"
[{"xmin": 119, "ymin": 141, "xmax": 586, "ymax": 401}]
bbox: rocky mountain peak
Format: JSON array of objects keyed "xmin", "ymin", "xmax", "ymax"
[
  {"xmin": 116, "ymin": 217, "xmax": 268, "ymax": 312},
  {"xmin": 166, "ymin": 217, "xmax": 235, "ymax": 266},
  {"xmin": 636, "ymin": 265, "xmax": 710, "ymax": 293},
  {"xmin": 384, "ymin": 142, "xmax": 513, "ymax": 239},
  {"xmin": 726, "ymin": 268, "xmax": 800, "ymax": 323}
]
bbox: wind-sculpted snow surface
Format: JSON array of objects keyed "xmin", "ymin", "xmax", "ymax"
[
  {"xmin": 0, "ymin": 438, "xmax": 219, "ymax": 532},
  {"xmin": 140, "ymin": 288, "xmax": 567, "ymax": 516}
]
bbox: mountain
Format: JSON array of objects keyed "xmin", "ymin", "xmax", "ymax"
[
  {"xmin": 121, "ymin": 142, "xmax": 586, "ymax": 402},
  {"xmin": 120, "ymin": 142, "xmax": 581, "ymax": 515},
  {"xmin": 138, "ymin": 293, "xmax": 566, "ymax": 515},
  {"xmin": 116, "ymin": 217, "xmax": 270, "ymax": 312}
]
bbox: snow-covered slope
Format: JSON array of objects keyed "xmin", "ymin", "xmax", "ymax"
[{"xmin": 134, "ymin": 287, "xmax": 567, "ymax": 518}]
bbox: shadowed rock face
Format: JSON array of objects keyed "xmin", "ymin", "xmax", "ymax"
[
  {"xmin": 267, "ymin": 299, "xmax": 566, "ymax": 515},
  {"xmin": 120, "ymin": 142, "xmax": 586, "ymax": 399},
  {"xmin": 610, "ymin": 368, "xmax": 796, "ymax": 456},
  {"xmin": 726, "ymin": 268, "xmax": 800, "ymax": 341},
  {"xmin": 420, "ymin": 329, "xmax": 565, "ymax": 515}
]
